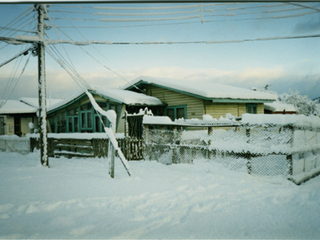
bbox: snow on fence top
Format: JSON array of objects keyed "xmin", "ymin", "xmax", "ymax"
[
  {"xmin": 143, "ymin": 113, "xmax": 320, "ymax": 129},
  {"xmin": 241, "ymin": 113, "xmax": 320, "ymax": 128},
  {"xmin": 143, "ymin": 114, "xmax": 240, "ymax": 127}
]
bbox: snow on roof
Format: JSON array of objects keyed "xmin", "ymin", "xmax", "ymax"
[
  {"xmin": 96, "ymin": 88, "xmax": 162, "ymax": 106},
  {"xmin": 47, "ymin": 89, "xmax": 86, "ymax": 112},
  {"xmin": 0, "ymin": 100, "xmax": 37, "ymax": 114},
  {"xmin": 122, "ymin": 76, "xmax": 278, "ymax": 101},
  {"xmin": 47, "ymin": 87, "xmax": 163, "ymax": 113},
  {"xmin": 264, "ymin": 101, "xmax": 296, "ymax": 112},
  {"xmin": 19, "ymin": 97, "xmax": 63, "ymax": 109}
]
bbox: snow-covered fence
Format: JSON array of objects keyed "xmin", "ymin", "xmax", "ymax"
[
  {"xmin": 143, "ymin": 114, "xmax": 320, "ymax": 185},
  {"xmin": 0, "ymin": 135, "xmax": 30, "ymax": 154}
]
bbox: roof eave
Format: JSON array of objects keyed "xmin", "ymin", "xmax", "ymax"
[{"xmin": 212, "ymin": 98, "xmax": 276, "ymax": 103}]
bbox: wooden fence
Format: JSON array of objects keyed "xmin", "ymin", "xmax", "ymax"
[{"xmin": 30, "ymin": 136, "xmax": 143, "ymax": 160}]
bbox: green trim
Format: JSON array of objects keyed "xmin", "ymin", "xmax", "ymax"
[
  {"xmin": 47, "ymin": 93, "xmax": 87, "ymax": 115},
  {"xmin": 166, "ymin": 105, "xmax": 187, "ymax": 120},
  {"xmin": 212, "ymin": 99, "xmax": 274, "ymax": 103},
  {"xmin": 126, "ymin": 80, "xmax": 276, "ymax": 103}
]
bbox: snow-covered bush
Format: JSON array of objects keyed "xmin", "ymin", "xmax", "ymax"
[{"xmin": 278, "ymin": 90, "xmax": 320, "ymax": 116}]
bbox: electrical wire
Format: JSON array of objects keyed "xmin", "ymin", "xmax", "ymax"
[{"xmin": 51, "ymin": 5, "xmax": 143, "ymax": 92}]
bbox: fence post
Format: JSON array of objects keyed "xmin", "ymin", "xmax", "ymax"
[
  {"xmin": 246, "ymin": 152, "xmax": 252, "ymax": 174},
  {"xmin": 246, "ymin": 127, "xmax": 250, "ymax": 143},
  {"xmin": 109, "ymin": 144, "xmax": 115, "ymax": 178},
  {"xmin": 286, "ymin": 154, "xmax": 293, "ymax": 178}
]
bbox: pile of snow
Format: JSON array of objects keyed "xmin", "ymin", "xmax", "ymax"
[
  {"xmin": 0, "ymin": 151, "xmax": 320, "ymax": 239},
  {"xmin": 122, "ymin": 76, "xmax": 278, "ymax": 101}
]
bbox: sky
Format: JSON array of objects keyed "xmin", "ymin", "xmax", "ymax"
[{"xmin": 1, "ymin": 2, "xmax": 320, "ymax": 101}]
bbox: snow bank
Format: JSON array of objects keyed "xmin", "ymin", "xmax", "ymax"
[
  {"xmin": 0, "ymin": 151, "xmax": 320, "ymax": 239},
  {"xmin": 0, "ymin": 136, "xmax": 30, "ymax": 154}
]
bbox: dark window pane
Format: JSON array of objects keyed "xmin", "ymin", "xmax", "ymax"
[
  {"xmin": 167, "ymin": 109, "xmax": 174, "ymax": 121},
  {"xmin": 74, "ymin": 117, "xmax": 79, "ymax": 132},
  {"xmin": 95, "ymin": 116, "xmax": 100, "ymax": 132},
  {"xmin": 68, "ymin": 118, "xmax": 73, "ymax": 132},
  {"xmin": 87, "ymin": 112, "xmax": 92, "ymax": 128},
  {"xmin": 81, "ymin": 113, "xmax": 86, "ymax": 128},
  {"xmin": 177, "ymin": 108, "xmax": 185, "ymax": 119},
  {"xmin": 98, "ymin": 102, "xmax": 107, "ymax": 110}
]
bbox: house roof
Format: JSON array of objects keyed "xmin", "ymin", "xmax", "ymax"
[
  {"xmin": 47, "ymin": 87, "xmax": 163, "ymax": 114},
  {"xmin": 0, "ymin": 100, "xmax": 37, "ymax": 114},
  {"xmin": 19, "ymin": 98, "xmax": 62, "ymax": 109},
  {"xmin": 264, "ymin": 101, "xmax": 296, "ymax": 112},
  {"xmin": 0, "ymin": 98, "xmax": 64, "ymax": 115},
  {"xmin": 122, "ymin": 76, "xmax": 278, "ymax": 103}
]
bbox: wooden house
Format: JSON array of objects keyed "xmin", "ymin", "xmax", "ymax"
[
  {"xmin": 46, "ymin": 88, "xmax": 163, "ymax": 134},
  {"xmin": 0, "ymin": 98, "xmax": 61, "ymax": 137},
  {"xmin": 122, "ymin": 76, "xmax": 278, "ymax": 120}
]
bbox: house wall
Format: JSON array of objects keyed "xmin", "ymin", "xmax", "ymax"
[
  {"xmin": 47, "ymin": 95, "xmax": 124, "ymax": 133},
  {"xmin": 204, "ymin": 102, "xmax": 264, "ymax": 119},
  {"xmin": 147, "ymin": 85, "xmax": 205, "ymax": 120},
  {"xmin": 20, "ymin": 117, "xmax": 33, "ymax": 137},
  {"xmin": 6, "ymin": 116, "xmax": 14, "ymax": 135}
]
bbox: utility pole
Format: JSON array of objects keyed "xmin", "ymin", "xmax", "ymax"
[{"xmin": 35, "ymin": 4, "xmax": 48, "ymax": 167}]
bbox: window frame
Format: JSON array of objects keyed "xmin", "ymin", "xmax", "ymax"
[
  {"xmin": 246, "ymin": 103, "xmax": 258, "ymax": 114},
  {"xmin": 165, "ymin": 105, "xmax": 187, "ymax": 121}
]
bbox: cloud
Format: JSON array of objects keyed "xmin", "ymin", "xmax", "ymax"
[
  {"xmin": 1, "ymin": 64, "xmax": 319, "ymax": 101},
  {"xmin": 293, "ymin": 16, "xmax": 320, "ymax": 33}
]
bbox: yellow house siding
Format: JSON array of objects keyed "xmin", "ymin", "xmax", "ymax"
[
  {"xmin": 205, "ymin": 102, "xmax": 264, "ymax": 119},
  {"xmin": 148, "ymin": 85, "xmax": 204, "ymax": 120},
  {"xmin": 257, "ymin": 103, "xmax": 264, "ymax": 114}
]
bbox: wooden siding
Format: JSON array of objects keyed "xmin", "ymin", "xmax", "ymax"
[
  {"xmin": 147, "ymin": 85, "xmax": 204, "ymax": 120},
  {"xmin": 205, "ymin": 102, "xmax": 264, "ymax": 119}
]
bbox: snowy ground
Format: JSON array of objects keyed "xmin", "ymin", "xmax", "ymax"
[{"xmin": 1, "ymin": 151, "xmax": 320, "ymax": 239}]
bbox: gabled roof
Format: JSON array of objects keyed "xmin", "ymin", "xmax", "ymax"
[
  {"xmin": 0, "ymin": 100, "xmax": 37, "ymax": 114},
  {"xmin": 47, "ymin": 87, "xmax": 163, "ymax": 114},
  {"xmin": 20, "ymin": 98, "xmax": 62, "ymax": 109},
  {"xmin": 122, "ymin": 76, "xmax": 278, "ymax": 103},
  {"xmin": 0, "ymin": 98, "xmax": 64, "ymax": 115}
]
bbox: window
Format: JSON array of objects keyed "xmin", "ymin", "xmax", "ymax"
[
  {"xmin": 0, "ymin": 117, "xmax": 4, "ymax": 135},
  {"xmin": 48, "ymin": 116, "xmax": 55, "ymax": 133},
  {"xmin": 57, "ymin": 112, "xmax": 66, "ymax": 133},
  {"xmin": 246, "ymin": 104, "xmax": 257, "ymax": 114},
  {"xmin": 67, "ymin": 106, "xmax": 79, "ymax": 132},
  {"xmin": 80, "ymin": 102, "xmax": 93, "ymax": 132},
  {"xmin": 166, "ymin": 105, "xmax": 186, "ymax": 121}
]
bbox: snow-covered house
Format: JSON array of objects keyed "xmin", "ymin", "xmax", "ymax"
[
  {"xmin": 122, "ymin": 76, "xmax": 278, "ymax": 121},
  {"xmin": 0, "ymin": 98, "xmax": 61, "ymax": 137},
  {"xmin": 264, "ymin": 101, "xmax": 297, "ymax": 114},
  {"xmin": 46, "ymin": 88, "xmax": 163, "ymax": 134}
]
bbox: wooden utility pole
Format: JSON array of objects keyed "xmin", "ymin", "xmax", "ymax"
[{"xmin": 35, "ymin": 4, "xmax": 48, "ymax": 167}]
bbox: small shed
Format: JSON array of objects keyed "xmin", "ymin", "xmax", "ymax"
[
  {"xmin": 0, "ymin": 98, "xmax": 61, "ymax": 137},
  {"xmin": 264, "ymin": 101, "xmax": 296, "ymax": 114}
]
